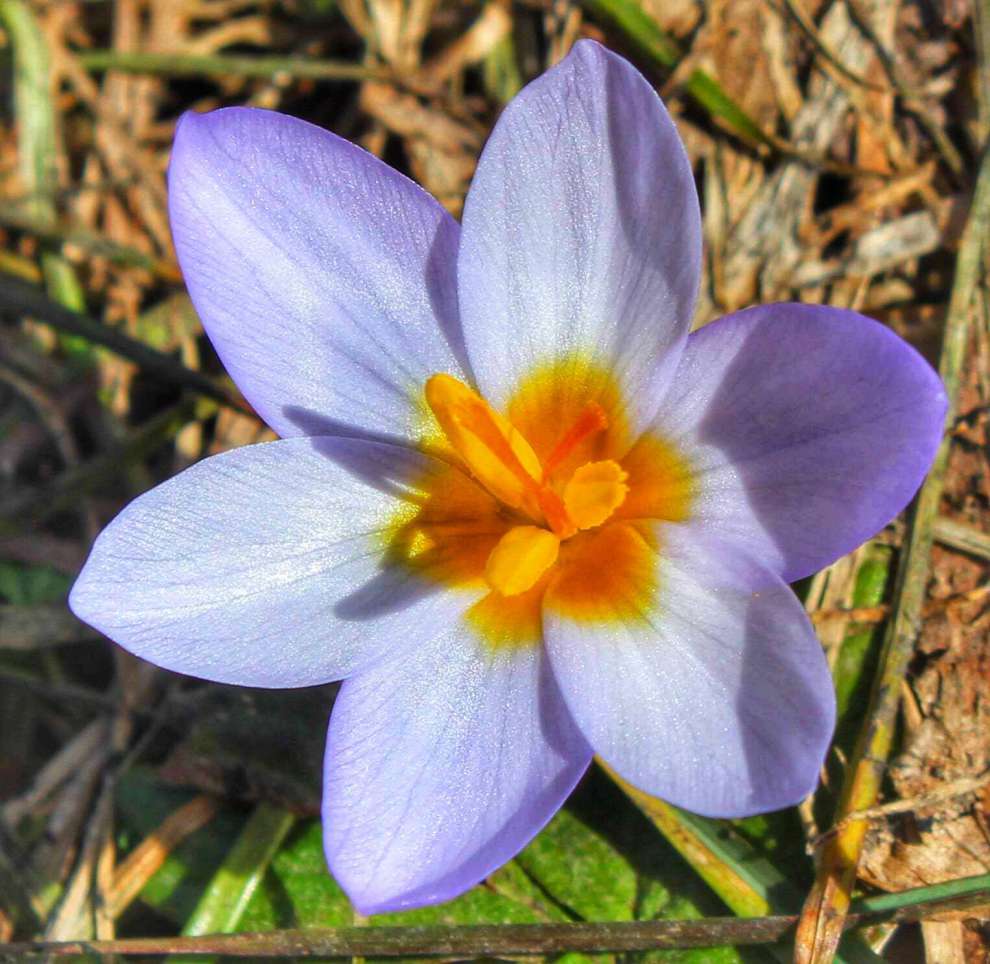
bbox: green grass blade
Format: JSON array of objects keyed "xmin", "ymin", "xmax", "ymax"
[
  {"xmin": 0, "ymin": 0, "xmax": 57, "ymax": 226},
  {"xmin": 832, "ymin": 546, "xmax": 893, "ymax": 751},
  {"xmin": 174, "ymin": 802, "xmax": 295, "ymax": 962},
  {"xmin": 581, "ymin": 0, "xmax": 680, "ymax": 66},
  {"xmin": 854, "ymin": 873, "xmax": 990, "ymax": 915},
  {"xmin": 0, "ymin": 0, "xmax": 88, "ymax": 354},
  {"xmin": 581, "ymin": 0, "xmax": 771, "ymax": 146}
]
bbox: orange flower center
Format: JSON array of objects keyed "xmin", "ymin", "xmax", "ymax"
[
  {"xmin": 382, "ymin": 357, "xmax": 694, "ymax": 649},
  {"xmin": 426, "ymin": 372, "xmax": 632, "ymax": 592}
]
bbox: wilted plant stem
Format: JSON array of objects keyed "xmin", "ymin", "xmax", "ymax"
[
  {"xmin": 2, "ymin": 874, "xmax": 987, "ymax": 958},
  {"xmin": 0, "ymin": 274, "xmax": 248, "ymax": 413},
  {"xmin": 78, "ymin": 50, "xmax": 383, "ymax": 83}
]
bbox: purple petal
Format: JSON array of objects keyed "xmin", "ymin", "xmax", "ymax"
[
  {"xmin": 545, "ymin": 524, "xmax": 835, "ymax": 817},
  {"xmin": 457, "ymin": 40, "xmax": 701, "ymax": 429},
  {"xmin": 169, "ymin": 108, "xmax": 466, "ymax": 441},
  {"xmin": 323, "ymin": 632, "xmax": 592, "ymax": 913},
  {"xmin": 653, "ymin": 304, "xmax": 946, "ymax": 583},
  {"xmin": 70, "ymin": 438, "xmax": 470, "ymax": 687}
]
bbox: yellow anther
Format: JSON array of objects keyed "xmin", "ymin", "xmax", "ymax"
[
  {"xmin": 485, "ymin": 525, "xmax": 560, "ymax": 596},
  {"xmin": 425, "ymin": 374, "xmax": 543, "ymax": 515},
  {"xmin": 562, "ymin": 460, "xmax": 629, "ymax": 530}
]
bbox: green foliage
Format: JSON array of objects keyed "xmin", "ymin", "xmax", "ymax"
[
  {"xmin": 115, "ymin": 764, "xmax": 743, "ymax": 961},
  {"xmin": 832, "ymin": 549, "xmax": 893, "ymax": 751},
  {"xmin": 0, "ymin": 561, "xmax": 71, "ymax": 604},
  {"xmin": 249, "ymin": 769, "xmax": 741, "ymax": 961},
  {"xmin": 238, "ymin": 821, "xmax": 353, "ymax": 929},
  {"xmin": 115, "ymin": 768, "xmax": 247, "ymax": 925}
]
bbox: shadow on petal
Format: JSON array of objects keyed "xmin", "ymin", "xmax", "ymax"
[
  {"xmin": 537, "ymin": 649, "xmax": 593, "ymax": 762},
  {"xmin": 282, "ymin": 407, "xmax": 436, "ymax": 501},
  {"xmin": 270, "ymin": 416, "xmax": 498, "ymax": 627},
  {"xmin": 333, "ymin": 564, "xmax": 440, "ymax": 621},
  {"xmin": 284, "ymin": 404, "xmax": 420, "ymax": 449},
  {"xmin": 426, "ymin": 212, "xmax": 475, "ymax": 385}
]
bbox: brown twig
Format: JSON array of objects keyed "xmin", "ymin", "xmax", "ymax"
[
  {"xmin": 3, "ymin": 880, "xmax": 989, "ymax": 959},
  {"xmin": 811, "ymin": 771, "xmax": 990, "ymax": 848},
  {"xmin": 932, "ymin": 516, "xmax": 990, "ymax": 562},
  {"xmin": 108, "ymin": 795, "xmax": 220, "ymax": 920}
]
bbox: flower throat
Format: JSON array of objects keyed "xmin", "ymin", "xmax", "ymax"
[
  {"xmin": 378, "ymin": 358, "xmax": 694, "ymax": 649},
  {"xmin": 426, "ymin": 374, "xmax": 633, "ymax": 596}
]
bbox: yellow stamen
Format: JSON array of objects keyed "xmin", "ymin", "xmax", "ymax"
[
  {"xmin": 485, "ymin": 525, "xmax": 560, "ymax": 596},
  {"xmin": 562, "ymin": 460, "xmax": 629, "ymax": 530},
  {"xmin": 425, "ymin": 374, "xmax": 576, "ymax": 536},
  {"xmin": 425, "ymin": 374, "xmax": 543, "ymax": 515}
]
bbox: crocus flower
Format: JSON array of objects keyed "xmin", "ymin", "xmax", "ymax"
[{"xmin": 70, "ymin": 40, "xmax": 946, "ymax": 914}]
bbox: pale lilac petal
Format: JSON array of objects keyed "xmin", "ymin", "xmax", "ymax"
[
  {"xmin": 457, "ymin": 40, "xmax": 701, "ymax": 429},
  {"xmin": 69, "ymin": 439, "xmax": 469, "ymax": 687},
  {"xmin": 323, "ymin": 632, "xmax": 591, "ymax": 913},
  {"xmin": 652, "ymin": 304, "xmax": 946, "ymax": 582},
  {"xmin": 544, "ymin": 525, "xmax": 834, "ymax": 817},
  {"xmin": 169, "ymin": 108, "xmax": 466, "ymax": 441}
]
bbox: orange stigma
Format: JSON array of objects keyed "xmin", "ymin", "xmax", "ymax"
[{"xmin": 542, "ymin": 402, "xmax": 609, "ymax": 479}]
